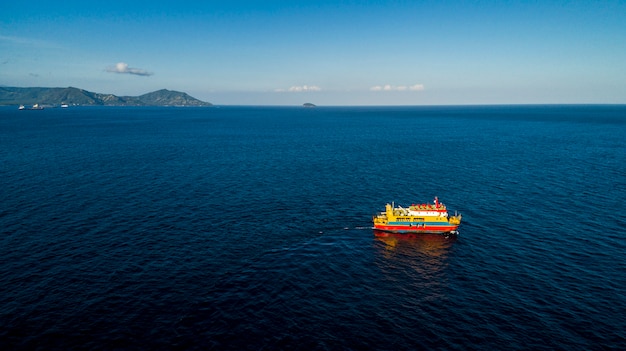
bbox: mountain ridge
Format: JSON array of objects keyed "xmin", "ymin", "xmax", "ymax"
[{"xmin": 0, "ymin": 87, "xmax": 212, "ymax": 106}]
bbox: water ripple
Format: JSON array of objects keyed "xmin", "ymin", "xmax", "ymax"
[{"xmin": 1, "ymin": 106, "xmax": 625, "ymax": 350}]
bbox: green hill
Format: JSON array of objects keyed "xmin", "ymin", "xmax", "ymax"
[{"xmin": 0, "ymin": 87, "xmax": 212, "ymax": 106}]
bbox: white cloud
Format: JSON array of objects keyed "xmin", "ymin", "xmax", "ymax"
[
  {"xmin": 276, "ymin": 85, "xmax": 321, "ymax": 92},
  {"xmin": 0, "ymin": 35, "xmax": 31, "ymax": 45},
  {"xmin": 370, "ymin": 84, "xmax": 424, "ymax": 92},
  {"xmin": 106, "ymin": 62, "xmax": 153, "ymax": 76},
  {"xmin": 0, "ymin": 35, "xmax": 61, "ymax": 48}
]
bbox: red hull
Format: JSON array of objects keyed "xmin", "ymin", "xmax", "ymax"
[{"xmin": 373, "ymin": 224, "xmax": 459, "ymax": 234}]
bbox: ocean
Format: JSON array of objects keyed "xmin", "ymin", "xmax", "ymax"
[{"xmin": 1, "ymin": 105, "xmax": 625, "ymax": 350}]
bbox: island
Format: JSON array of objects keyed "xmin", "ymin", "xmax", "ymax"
[
  {"xmin": 0, "ymin": 87, "xmax": 212, "ymax": 107},
  {"xmin": 303, "ymin": 103, "xmax": 316, "ymax": 108}
]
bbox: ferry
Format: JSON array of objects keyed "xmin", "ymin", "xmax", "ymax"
[{"xmin": 373, "ymin": 197, "xmax": 461, "ymax": 234}]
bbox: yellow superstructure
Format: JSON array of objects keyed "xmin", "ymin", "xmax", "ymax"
[{"xmin": 373, "ymin": 197, "xmax": 461, "ymax": 234}]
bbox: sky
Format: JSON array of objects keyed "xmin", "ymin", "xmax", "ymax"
[{"xmin": 1, "ymin": 0, "xmax": 625, "ymax": 105}]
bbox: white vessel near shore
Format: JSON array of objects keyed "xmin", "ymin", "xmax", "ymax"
[{"xmin": 19, "ymin": 104, "xmax": 45, "ymax": 110}]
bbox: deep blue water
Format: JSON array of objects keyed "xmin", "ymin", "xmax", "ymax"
[{"xmin": 1, "ymin": 105, "xmax": 625, "ymax": 350}]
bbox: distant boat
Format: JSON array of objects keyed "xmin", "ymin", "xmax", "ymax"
[
  {"xmin": 61, "ymin": 104, "xmax": 69, "ymax": 108},
  {"xmin": 19, "ymin": 104, "xmax": 44, "ymax": 110}
]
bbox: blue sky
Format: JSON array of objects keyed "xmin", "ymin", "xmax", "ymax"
[{"xmin": 1, "ymin": 0, "xmax": 625, "ymax": 105}]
